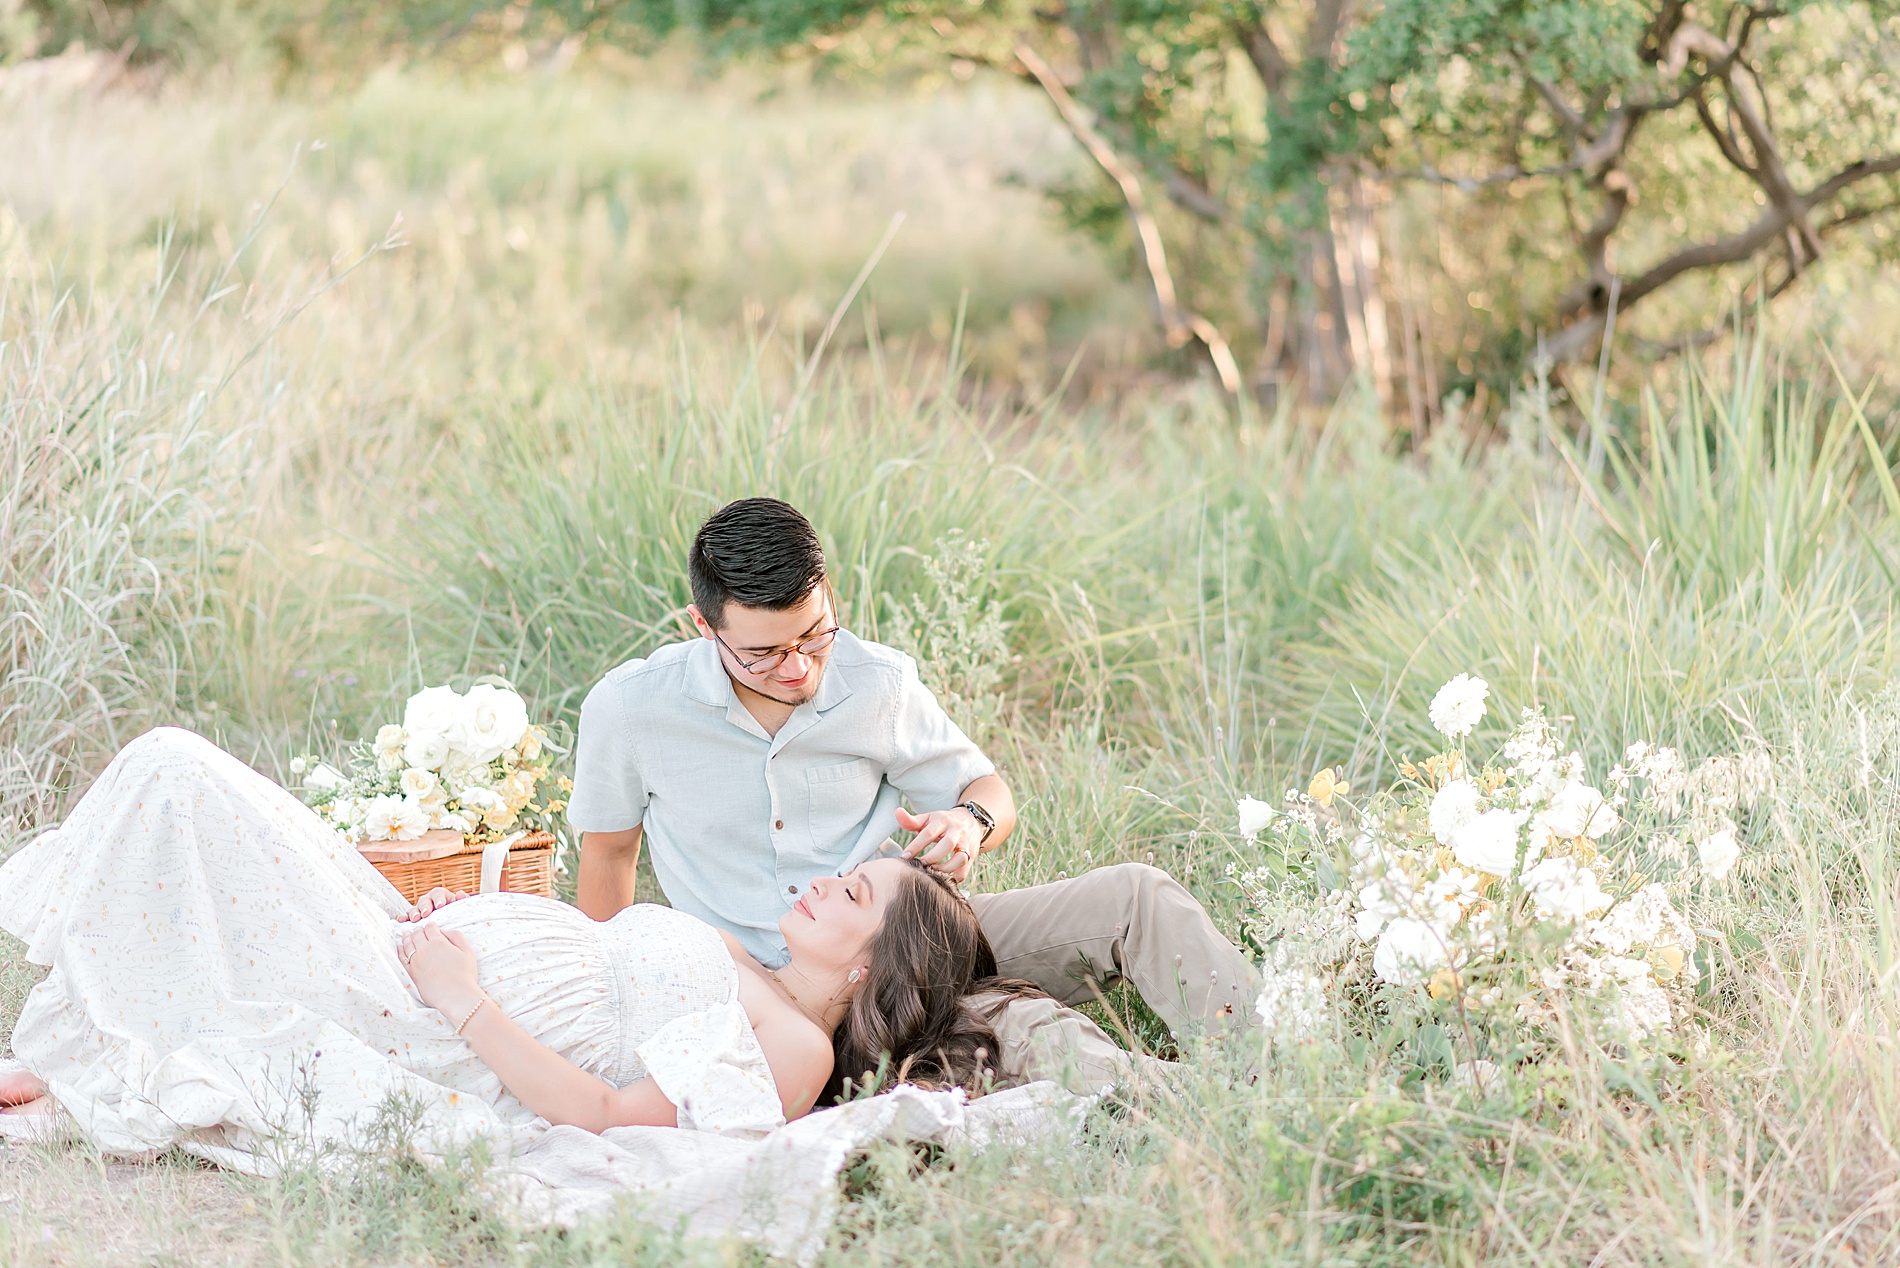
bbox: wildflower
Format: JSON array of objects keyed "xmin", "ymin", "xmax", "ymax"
[
  {"xmin": 1429, "ymin": 673, "xmax": 1491, "ymax": 739},
  {"xmin": 1696, "ymin": 824, "xmax": 1741, "ymax": 880},
  {"xmin": 1308, "ymin": 767, "xmax": 1348, "ymax": 807},
  {"xmin": 289, "ymin": 756, "xmax": 308, "ymax": 776},
  {"xmin": 1519, "ymin": 856, "xmax": 1613, "ymax": 921},
  {"xmin": 1254, "ymin": 946, "xmax": 1331, "ymax": 1044},
  {"xmin": 1451, "ymin": 808, "xmax": 1524, "ymax": 877},
  {"xmin": 1541, "ymin": 780, "xmax": 1617, "ymax": 840},
  {"xmin": 1428, "ymin": 779, "xmax": 1482, "ymax": 844},
  {"xmin": 1236, "ymin": 796, "xmax": 1274, "ymax": 842},
  {"xmin": 516, "ymin": 726, "xmax": 544, "ymax": 763},
  {"xmin": 1372, "ymin": 917, "xmax": 1449, "ymax": 986}
]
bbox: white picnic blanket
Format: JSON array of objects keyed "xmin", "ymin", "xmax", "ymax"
[{"xmin": 0, "ymin": 1071, "xmax": 1089, "ymax": 1263}]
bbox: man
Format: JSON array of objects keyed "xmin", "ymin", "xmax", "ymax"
[{"xmin": 568, "ymin": 498, "xmax": 1257, "ymax": 1090}]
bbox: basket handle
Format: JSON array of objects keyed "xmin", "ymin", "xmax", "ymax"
[{"xmin": 480, "ymin": 830, "xmax": 529, "ymax": 894}]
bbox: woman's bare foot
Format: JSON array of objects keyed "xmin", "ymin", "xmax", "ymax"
[{"xmin": 0, "ymin": 1066, "xmax": 47, "ymax": 1107}]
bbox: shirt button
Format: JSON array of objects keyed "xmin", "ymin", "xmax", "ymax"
[
  {"xmin": 787, "ymin": 884, "xmax": 798, "ymax": 894},
  {"xmin": 775, "ymin": 819, "xmax": 784, "ymax": 830}
]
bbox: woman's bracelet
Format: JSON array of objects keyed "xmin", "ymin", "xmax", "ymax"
[{"xmin": 453, "ymin": 992, "xmax": 492, "ymax": 1035}]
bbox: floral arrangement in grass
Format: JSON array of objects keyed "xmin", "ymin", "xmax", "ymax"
[
  {"xmin": 293, "ymin": 681, "xmax": 568, "ymax": 846},
  {"xmin": 1238, "ymin": 672, "xmax": 1770, "ymax": 1080}
]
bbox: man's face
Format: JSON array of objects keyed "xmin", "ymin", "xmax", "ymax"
[{"xmin": 691, "ymin": 585, "xmax": 837, "ymax": 707}]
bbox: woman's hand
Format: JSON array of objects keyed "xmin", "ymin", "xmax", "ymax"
[
  {"xmin": 401, "ymin": 886, "xmax": 469, "ymax": 922},
  {"xmin": 400, "ymin": 922, "xmax": 484, "ymax": 1020}
]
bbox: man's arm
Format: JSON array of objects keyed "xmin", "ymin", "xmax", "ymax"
[
  {"xmin": 896, "ymin": 771, "xmax": 1016, "ymax": 882},
  {"xmin": 577, "ymin": 826, "xmax": 643, "ymax": 921}
]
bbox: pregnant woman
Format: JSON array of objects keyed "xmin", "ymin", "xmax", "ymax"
[{"xmin": 0, "ymin": 728, "xmax": 1015, "ymax": 1171}]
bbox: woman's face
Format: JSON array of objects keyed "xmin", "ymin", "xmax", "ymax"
[{"xmin": 779, "ymin": 857, "xmax": 908, "ymax": 971}]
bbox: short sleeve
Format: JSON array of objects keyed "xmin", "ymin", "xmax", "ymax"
[
  {"xmin": 883, "ymin": 655, "xmax": 995, "ymax": 812},
  {"xmin": 634, "ymin": 1000, "xmax": 786, "ymax": 1138},
  {"xmin": 565, "ymin": 672, "xmax": 650, "ymax": 834}
]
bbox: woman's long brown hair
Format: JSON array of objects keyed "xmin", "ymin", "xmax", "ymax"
[{"xmin": 825, "ymin": 859, "xmax": 1045, "ymax": 1103}]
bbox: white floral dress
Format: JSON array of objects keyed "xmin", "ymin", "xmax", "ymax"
[{"xmin": 0, "ymin": 728, "xmax": 784, "ymax": 1171}]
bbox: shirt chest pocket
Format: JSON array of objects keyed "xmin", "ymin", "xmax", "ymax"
[{"xmin": 802, "ymin": 758, "xmax": 884, "ymax": 851}]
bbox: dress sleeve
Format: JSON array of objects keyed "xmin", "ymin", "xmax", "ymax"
[{"xmin": 633, "ymin": 999, "xmax": 786, "ymax": 1138}]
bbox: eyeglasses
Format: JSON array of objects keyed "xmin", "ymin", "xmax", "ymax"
[{"xmin": 711, "ymin": 624, "xmax": 841, "ymax": 675}]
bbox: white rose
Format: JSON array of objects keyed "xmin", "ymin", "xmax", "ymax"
[
  {"xmin": 1237, "ymin": 796, "xmax": 1274, "ymax": 842},
  {"xmin": 303, "ymin": 762, "xmax": 346, "ymax": 793},
  {"xmin": 1451, "ymin": 808, "xmax": 1523, "ymax": 877},
  {"xmin": 1696, "ymin": 825, "xmax": 1741, "ymax": 880},
  {"xmin": 1428, "ymin": 673, "xmax": 1491, "ymax": 739},
  {"xmin": 403, "ymin": 687, "xmax": 468, "ymax": 752},
  {"xmin": 1428, "ymin": 779, "xmax": 1482, "ymax": 844},
  {"xmin": 400, "ymin": 768, "xmax": 441, "ymax": 801},
  {"xmin": 441, "ymin": 748, "xmax": 495, "ymax": 795},
  {"xmin": 361, "ymin": 794, "xmax": 430, "ymax": 842},
  {"xmin": 402, "ymin": 729, "xmax": 449, "ymax": 770},
  {"xmin": 1372, "ymin": 917, "xmax": 1449, "ymax": 986},
  {"xmin": 374, "ymin": 724, "xmax": 408, "ymax": 772},
  {"xmin": 1520, "ymin": 857, "xmax": 1614, "ymax": 921},
  {"xmin": 458, "ymin": 685, "xmax": 531, "ymax": 764}
]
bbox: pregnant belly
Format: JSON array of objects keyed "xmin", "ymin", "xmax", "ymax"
[{"xmin": 412, "ymin": 894, "xmax": 620, "ymax": 1068}]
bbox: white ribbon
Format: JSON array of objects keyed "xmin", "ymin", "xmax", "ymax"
[{"xmin": 480, "ymin": 830, "xmax": 529, "ymax": 894}]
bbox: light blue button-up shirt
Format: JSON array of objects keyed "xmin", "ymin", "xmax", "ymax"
[{"xmin": 566, "ymin": 631, "xmax": 994, "ymax": 966}]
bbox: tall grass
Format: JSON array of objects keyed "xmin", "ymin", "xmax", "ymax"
[{"xmin": 2, "ymin": 61, "xmax": 1900, "ymax": 1266}]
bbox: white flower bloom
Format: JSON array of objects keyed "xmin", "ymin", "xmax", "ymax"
[
  {"xmin": 1237, "ymin": 796, "xmax": 1274, "ymax": 842},
  {"xmin": 1453, "ymin": 1059, "xmax": 1503, "ymax": 1097},
  {"xmin": 1543, "ymin": 780, "xmax": 1618, "ymax": 839},
  {"xmin": 1520, "ymin": 857, "xmax": 1614, "ymax": 921},
  {"xmin": 400, "ymin": 768, "xmax": 441, "ymax": 801},
  {"xmin": 1590, "ymin": 884, "xmax": 1671, "ymax": 955},
  {"xmin": 516, "ymin": 727, "xmax": 543, "ymax": 763},
  {"xmin": 1372, "ymin": 917, "xmax": 1449, "ymax": 986},
  {"xmin": 1428, "ymin": 779, "xmax": 1482, "ymax": 844},
  {"xmin": 1697, "ymin": 825, "xmax": 1741, "ymax": 880},
  {"xmin": 289, "ymin": 756, "xmax": 308, "ymax": 776},
  {"xmin": 1451, "ymin": 808, "xmax": 1524, "ymax": 877},
  {"xmin": 1354, "ymin": 877, "xmax": 1406, "ymax": 940},
  {"xmin": 303, "ymin": 763, "xmax": 346, "ymax": 793},
  {"xmin": 1429, "ymin": 673, "xmax": 1491, "ymax": 739},
  {"xmin": 373, "ymin": 724, "xmax": 408, "ymax": 772},
  {"xmin": 458, "ymin": 684, "xmax": 531, "ymax": 764},
  {"xmin": 361, "ymin": 794, "xmax": 430, "ymax": 842},
  {"xmin": 403, "ymin": 729, "xmax": 450, "ymax": 770},
  {"xmin": 403, "ymin": 686, "xmax": 468, "ymax": 752},
  {"xmin": 456, "ymin": 785, "xmax": 517, "ymax": 830},
  {"xmin": 1600, "ymin": 957, "xmax": 1674, "ymax": 1041},
  {"xmin": 1254, "ymin": 946, "xmax": 1331, "ymax": 1044}
]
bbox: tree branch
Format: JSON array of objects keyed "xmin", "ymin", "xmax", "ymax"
[{"xmin": 1014, "ymin": 43, "xmax": 1243, "ymax": 394}]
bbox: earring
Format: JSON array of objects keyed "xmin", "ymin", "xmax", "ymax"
[{"xmin": 847, "ymin": 968, "xmax": 863, "ymax": 984}]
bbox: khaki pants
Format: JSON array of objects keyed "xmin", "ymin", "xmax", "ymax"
[{"xmin": 968, "ymin": 864, "xmax": 1259, "ymax": 1092}]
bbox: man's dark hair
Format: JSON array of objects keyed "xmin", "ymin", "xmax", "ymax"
[{"xmin": 688, "ymin": 498, "xmax": 828, "ymax": 628}]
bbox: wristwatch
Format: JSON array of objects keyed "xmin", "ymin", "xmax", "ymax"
[{"xmin": 954, "ymin": 799, "xmax": 996, "ymax": 846}]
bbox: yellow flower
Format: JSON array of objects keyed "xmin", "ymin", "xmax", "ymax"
[
  {"xmin": 1427, "ymin": 969, "xmax": 1463, "ymax": 1001},
  {"xmin": 1650, "ymin": 945, "xmax": 1687, "ymax": 982},
  {"xmin": 1309, "ymin": 766, "xmax": 1350, "ymax": 807}
]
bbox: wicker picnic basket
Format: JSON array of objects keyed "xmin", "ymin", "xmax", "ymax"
[{"xmin": 358, "ymin": 828, "xmax": 557, "ymax": 902}]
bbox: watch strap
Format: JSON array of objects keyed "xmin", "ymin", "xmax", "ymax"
[{"xmin": 955, "ymin": 799, "xmax": 996, "ymax": 844}]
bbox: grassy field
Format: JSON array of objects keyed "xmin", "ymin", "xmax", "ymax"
[{"xmin": 4, "ymin": 56, "xmax": 1900, "ymax": 1266}]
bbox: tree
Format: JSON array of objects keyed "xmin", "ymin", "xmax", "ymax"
[{"xmin": 365, "ymin": 0, "xmax": 1900, "ymax": 406}]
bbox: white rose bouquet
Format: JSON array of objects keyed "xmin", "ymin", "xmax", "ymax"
[
  {"xmin": 1237, "ymin": 673, "xmax": 1772, "ymax": 1068},
  {"xmin": 293, "ymin": 680, "xmax": 568, "ymax": 847}
]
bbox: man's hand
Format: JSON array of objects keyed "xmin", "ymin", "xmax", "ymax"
[
  {"xmin": 400, "ymin": 886, "xmax": 469, "ymax": 922},
  {"xmin": 896, "ymin": 806, "xmax": 983, "ymax": 882}
]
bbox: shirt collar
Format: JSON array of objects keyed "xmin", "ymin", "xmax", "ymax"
[{"xmin": 679, "ymin": 633, "xmax": 857, "ymax": 714}]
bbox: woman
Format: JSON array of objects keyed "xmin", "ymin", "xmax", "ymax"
[{"xmin": 0, "ymin": 728, "xmax": 1017, "ymax": 1169}]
